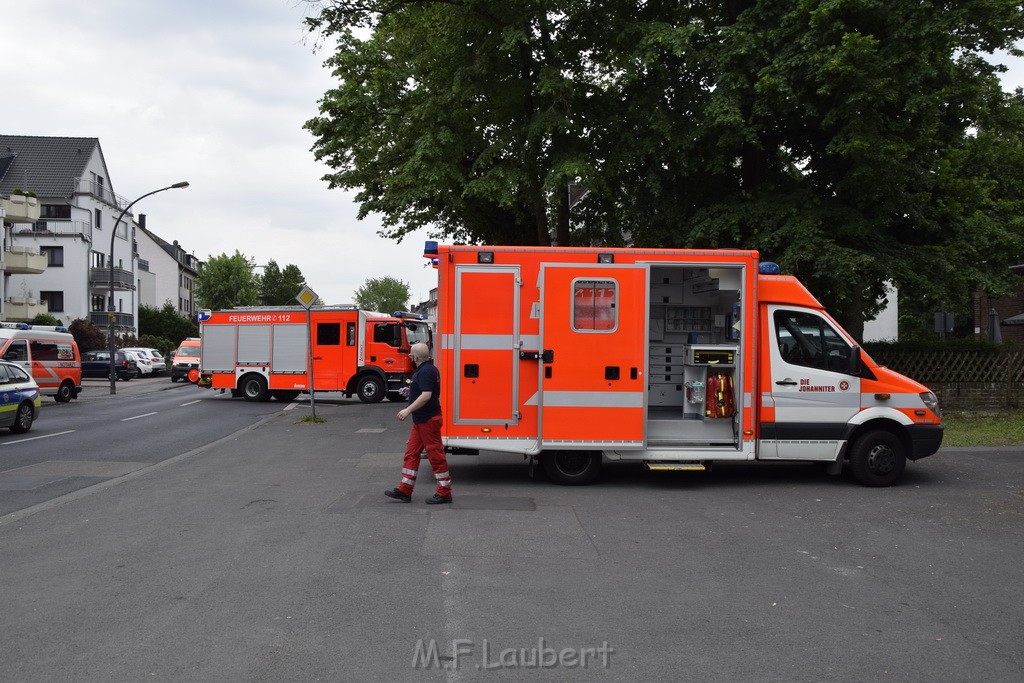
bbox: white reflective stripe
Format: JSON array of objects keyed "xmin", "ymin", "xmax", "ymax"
[
  {"xmin": 459, "ymin": 334, "xmax": 513, "ymax": 350},
  {"xmin": 401, "ymin": 468, "xmax": 417, "ymax": 476},
  {"xmin": 434, "ymin": 471, "xmax": 450, "ymax": 480},
  {"xmin": 401, "ymin": 476, "xmax": 416, "ymax": 485},
  {"xmin": 437, "ymin": 481, "xmax": 451, "ymax": 488},
  {"xmin": 520, "ymin": 334, "xmax": 540, "ymax": 349},
  {"xmin": 542, "ymin": 391, "xmax": 644, "ymax": 408}
]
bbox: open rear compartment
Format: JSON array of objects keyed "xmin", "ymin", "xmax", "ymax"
[{"xmin": 646, "ymin": 264, "xmax": 744, "ymax": 448}]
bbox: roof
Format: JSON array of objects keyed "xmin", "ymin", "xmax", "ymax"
[{"xmin": 0, "ymin": 135, "xmax": 105, "ymax": 199}]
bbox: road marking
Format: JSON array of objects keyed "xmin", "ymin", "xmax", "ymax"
[
  {"xmin": 2, "ymin": 430, "xmax": 75, "ymax": 445},
  {"xmin": 121, "ymin": 412, "xmax": 158, "ymax": 422},
  {"xmin": 180, "ymin": 400, "xmax": 202, "ymax": 406}
]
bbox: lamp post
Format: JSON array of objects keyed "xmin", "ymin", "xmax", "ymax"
[{"xmin": 109, "ymin": 181, "xmax": 189, "ymax": 395}]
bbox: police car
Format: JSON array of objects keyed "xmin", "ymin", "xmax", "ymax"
[{"xmin": 0, "ymin": 359, "xmax": 41, "ymax": 434}]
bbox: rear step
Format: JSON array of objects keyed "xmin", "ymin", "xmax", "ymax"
[{"xmin": 645, "ymin": 461, "xmax": 708, "ymax": 472}]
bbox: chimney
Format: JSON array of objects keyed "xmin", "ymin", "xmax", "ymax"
[{"xmin": 138, "ymin": 213, "xmax": 146, "ymax": 229}]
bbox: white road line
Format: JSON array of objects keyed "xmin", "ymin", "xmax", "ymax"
[
  {"xmin": 180, "ymin": 400, "xmax": 202, "ymax": 406},
  {"xmin": 3, "ymin": 430, "xmax": 75, "ymax": 445},
  {"xmin": 121, "ymin": 412, "xmax": 158, "ymax": 422}
]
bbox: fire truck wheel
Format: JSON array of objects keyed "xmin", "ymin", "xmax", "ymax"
[
  {"xmin": 356, "ymin": 375, "xmax": 385, "ymax": 403},
  {"xmin": 271, "ymin": 390, "xmax": 300, "ymax": 402},
  {"xmin": 240, "ymin": 374, "xmax": 270, "ymax": 402},
  {"xmin": 848, "ymin": 430, "xmax": 906, "ymax": 487},
  {"xmin": 541, "ymin": 451, "xmax": 602, "ymax": 486},
  {"xmin": 55, "ymin": 380, "xmax": 75, "ymax": 403}
]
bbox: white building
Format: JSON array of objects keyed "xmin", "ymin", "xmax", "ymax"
[
  {"xmin": 0, "ymin": 135, "xmax": 194, "ymax": 332},
  {"xmin": 135, "ymin": 216, "xmax": 200, "ymax": 317}
]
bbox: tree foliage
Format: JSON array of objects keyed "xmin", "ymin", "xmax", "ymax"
[
  {"xmin": 138, "ymin": 303, "xmax": 199, "ymax": 350},
  {"xmin": 304, "ymin": 0, "xmax": 1024, "ymax": 336},
  {"xmin": 68, "ymin": 319, "xmax": 107, "ymax": 353},
  {"xmin": 195, "ymin": 251, "xmax": 261, "ymax": 309},
  {"xmin": 258, "ymin": 260, "xmax": 307, "ymax": 305},
  {"xmin": 354, "ymin": 276, "xmax": 410, "ymax": 313}
]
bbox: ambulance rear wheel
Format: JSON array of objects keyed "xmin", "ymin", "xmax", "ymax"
[
  {"xmin": 55, "ymin": 380, "xmax": 74, "ymax": 403},
  {"xmin": 240, "ymin": 374, "xmax": 270, "ymax": 402},
  {"xmin": 541, "ymin": 451, "xmax": 602, "ymax": 486},
  {"xmin": 356, "ymin": 375, "xmax": 385, "ymax": 403},
  {"xmin": 848, "ymin": 431, "xmax": 906, "ymax": 487}
]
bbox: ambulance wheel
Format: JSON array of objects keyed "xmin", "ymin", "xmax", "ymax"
[
  {"xmin": 356, "ymin": 375, "xmax": 385, "ymax": 403},
  {"xmin": 240, "ymin": 374, "xmax": 270, "ymax": 402},
  {"xmin": 55, "ymin": 380, "xmax": 75, "ymax": 403},
  {"xmin": 272, "ymin": 390, "xmax": 300, "ymax": 402},
  {"xmin": 10, "ymin": 401, "xmax": 34, "ymax": 434},
  {"xmin": 848, "ymin": 431, "xmax": 906, "ymax": 487},
  {"xmin": 541, "ymin": 450, "xmax": 602, "ymax": 486}
]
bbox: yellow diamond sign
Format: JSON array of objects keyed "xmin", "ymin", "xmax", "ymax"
[{"xmin": 295, "ymin": 285, "xmax": 318, "ymax": 309}]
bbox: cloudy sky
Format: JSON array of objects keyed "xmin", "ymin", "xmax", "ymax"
[{"xmin": 3, "ymin": 1, "xmax": 1023, "ymax": 308}]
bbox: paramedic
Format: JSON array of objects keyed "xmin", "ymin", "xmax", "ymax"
[{"xmin": 385, "ymin": 343, "xmax": 452, "ymax": 504}]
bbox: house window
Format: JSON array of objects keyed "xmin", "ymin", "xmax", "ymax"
[
  {"xmin": 95, "ymin": 208, "xmax": 102, "ymax": 230},
  {"xmin": 40, "ymin": 205, "xmax": 71, "ymax": 219},
  {"xmin": 39, "ymin": 291, "xmax": 65, "ymax": 312},
  {"xmin": 40, "ymin": 246, "xmax": 64, "ymax": 267},
  {"xmin": 91, "ymin": 251, "xmax": 106, "ymax": 268},
  {"xmin": 91, "ymin": 295, "xmax": 105, "ymax": 312}
]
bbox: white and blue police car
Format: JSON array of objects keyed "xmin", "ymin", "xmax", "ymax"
[{"xmin": 0, "ymin": 359, "xmax": 41, "ymax": 434}]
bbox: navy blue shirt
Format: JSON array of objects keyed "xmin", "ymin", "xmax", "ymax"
[{"xmin": 409, "ymin": 359, "xmax": 441, "ymax": 423}]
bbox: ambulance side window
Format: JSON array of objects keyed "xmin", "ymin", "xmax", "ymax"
[
  {"xmin": 30, "ymin": 340, "xmax": 59, "ymax": 361},
  {"xmin": 774, "ymin": 311, "xmax": 852, "ymax": 373},
  {"xmin": 572, "ymin": 279, "xmax": 617, "ymax": 332},
  {"xmin": 317, "ymin": 323, "xmax": 341, "ymax": 346},
  {"xmin": 3, "ymin": 340, "xmax": 28, "ymax": 362}
]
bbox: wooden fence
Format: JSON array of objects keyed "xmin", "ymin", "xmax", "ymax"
[{"xmin": 868, "ymin": 350, "xmax": 1024, "ymax": 411}]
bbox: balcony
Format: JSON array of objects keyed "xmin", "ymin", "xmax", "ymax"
[
  {"xmin": 75, "ymin": 179, "xmax": 129, "ymax": 210},
  {"xmin": 12, "ymin": 219, "xmax": 92, "ymax": 242},
  {"xmin": 89, "ymin": 311, "xmax": 134, "ymax": 331},
  {"xmin": 0, "ymin": 194, "xmax": 41, "ymax": 224},
  {"xmin": 90, "ymin": 266, "xmax": 136, "ymax": 291},
  {"xmin": 5, "ymin": 297, "xmax": 48, "ymax": 322},
  {"xmin": 3, "ymin": 246, "xmax": 47, "ymax": 275}
]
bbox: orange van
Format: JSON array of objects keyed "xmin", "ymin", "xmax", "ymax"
[{"xmin": 0, "ymin": 322, "xmax": 82, "ymax": 402}]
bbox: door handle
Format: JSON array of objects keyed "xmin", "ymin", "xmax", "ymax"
[{"xmin": 776, "ymin": 378, "xmax": 798, "ymax": 386}]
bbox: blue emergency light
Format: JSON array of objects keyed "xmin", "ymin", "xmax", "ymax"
[{"xmin": 759, "ymin": 262, "xmax": 782, "ymax": 275}]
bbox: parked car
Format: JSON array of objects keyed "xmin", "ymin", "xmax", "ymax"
[
  {"xmin": 81, "ymin": 350, "xmax": 136, "ymax": 381},
  {"xmin": 0, "ymin": 359, "xmax": 41, "ymax": 433},
  {"xmin": 122, "ymin": 347, "xmax": 166, "ymax": 376},
  {"xmin": 122, "ymin": 350, "xmax": 154, "ymax": 377}
]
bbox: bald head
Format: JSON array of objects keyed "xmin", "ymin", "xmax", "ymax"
[{"xmin": 410, "ymin": 343, "xmax": 431, "ymax": 362}]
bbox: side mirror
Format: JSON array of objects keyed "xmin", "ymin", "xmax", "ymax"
[{"xmin": 848, "ymin": 346, "xmax": 862, "ymax": 376}]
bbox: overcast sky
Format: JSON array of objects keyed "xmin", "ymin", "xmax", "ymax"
[{"xmin": 2, "ymin": 1, "xmax": 1023, "ymax": 307}]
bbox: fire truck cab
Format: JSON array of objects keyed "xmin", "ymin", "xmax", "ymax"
[{"xmin": 428, "ymin": 242, "xmax": 943, "ymax": 487}]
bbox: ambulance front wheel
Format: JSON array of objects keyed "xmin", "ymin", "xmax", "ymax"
[
  {"xmin": 848, "ymin": 430, "xmax": 906, "ymax": 487},
  {"xmin": 239, "ymin": 374, "xmax": 270, "ymax": 402},
  {"xmin": 541, "ymin": 451, "xmax": 602, "ymax": 486},
  {"xmin": 356, "ymin": 375, "xmax": 385, "ymax": 403}
]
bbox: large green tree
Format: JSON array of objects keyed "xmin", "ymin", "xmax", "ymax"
[
  {"xmin": 195, "ymin": 251, "xmax": 261, "ymax": 309},
  {"xmin": 258, "ymin": 260, "xmax": 308, "ymax": 305},
  {"xmin": 304, "ymin": 0, "xmax": 1024, "ymax": 336},
  {"xmin": 354, "ymin": 276, "xmax": 410, "ymax": 313}
]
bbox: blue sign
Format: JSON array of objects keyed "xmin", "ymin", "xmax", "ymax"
[{"xmin": 197, "ymin": 309, "xmax": 212, "ymax": 322}]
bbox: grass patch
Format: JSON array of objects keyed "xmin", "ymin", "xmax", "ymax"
[
  {"xmin": 299, "ymin": 414, "xmax": 326, "ymax": 424},
  {"xmin": 941, "ymin": 411, "xmax": 1024, "ymax": 447}
]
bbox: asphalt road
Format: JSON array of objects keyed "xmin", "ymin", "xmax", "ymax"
[{"xmin": 0, "ymin": 395, "xmax": 1021, "ymax": 681}]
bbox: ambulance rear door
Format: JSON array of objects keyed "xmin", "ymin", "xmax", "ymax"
[{"xmin": 539, "ymin": 264, "xmax": 647, "ymax": 449}]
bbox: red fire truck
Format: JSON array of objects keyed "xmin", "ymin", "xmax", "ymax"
[
  {"xmin": 198, "ymin": 306, "xmax": 431, "ymax": 402},
  {"xmin": 425, "ymin": 241, "xmax": 943, "ymax": 487}
]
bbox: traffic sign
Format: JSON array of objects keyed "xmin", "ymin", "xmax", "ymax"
[
  {"xmin": 296, "ymin": 285, "xmax": 318, "ymax": 309},
  {"xmin": 197, "ymin": 309, "xmax": 212, "ymax": 322}
]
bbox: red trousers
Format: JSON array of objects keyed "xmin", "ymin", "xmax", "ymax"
[{"xmin": 397, "ymin": 414, "xmax": 451, "ymax": 497}]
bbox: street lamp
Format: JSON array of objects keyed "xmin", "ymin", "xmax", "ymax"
[{"xmin": 109, "ymin": 181, "xmax": 190, "ymax": 395}]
